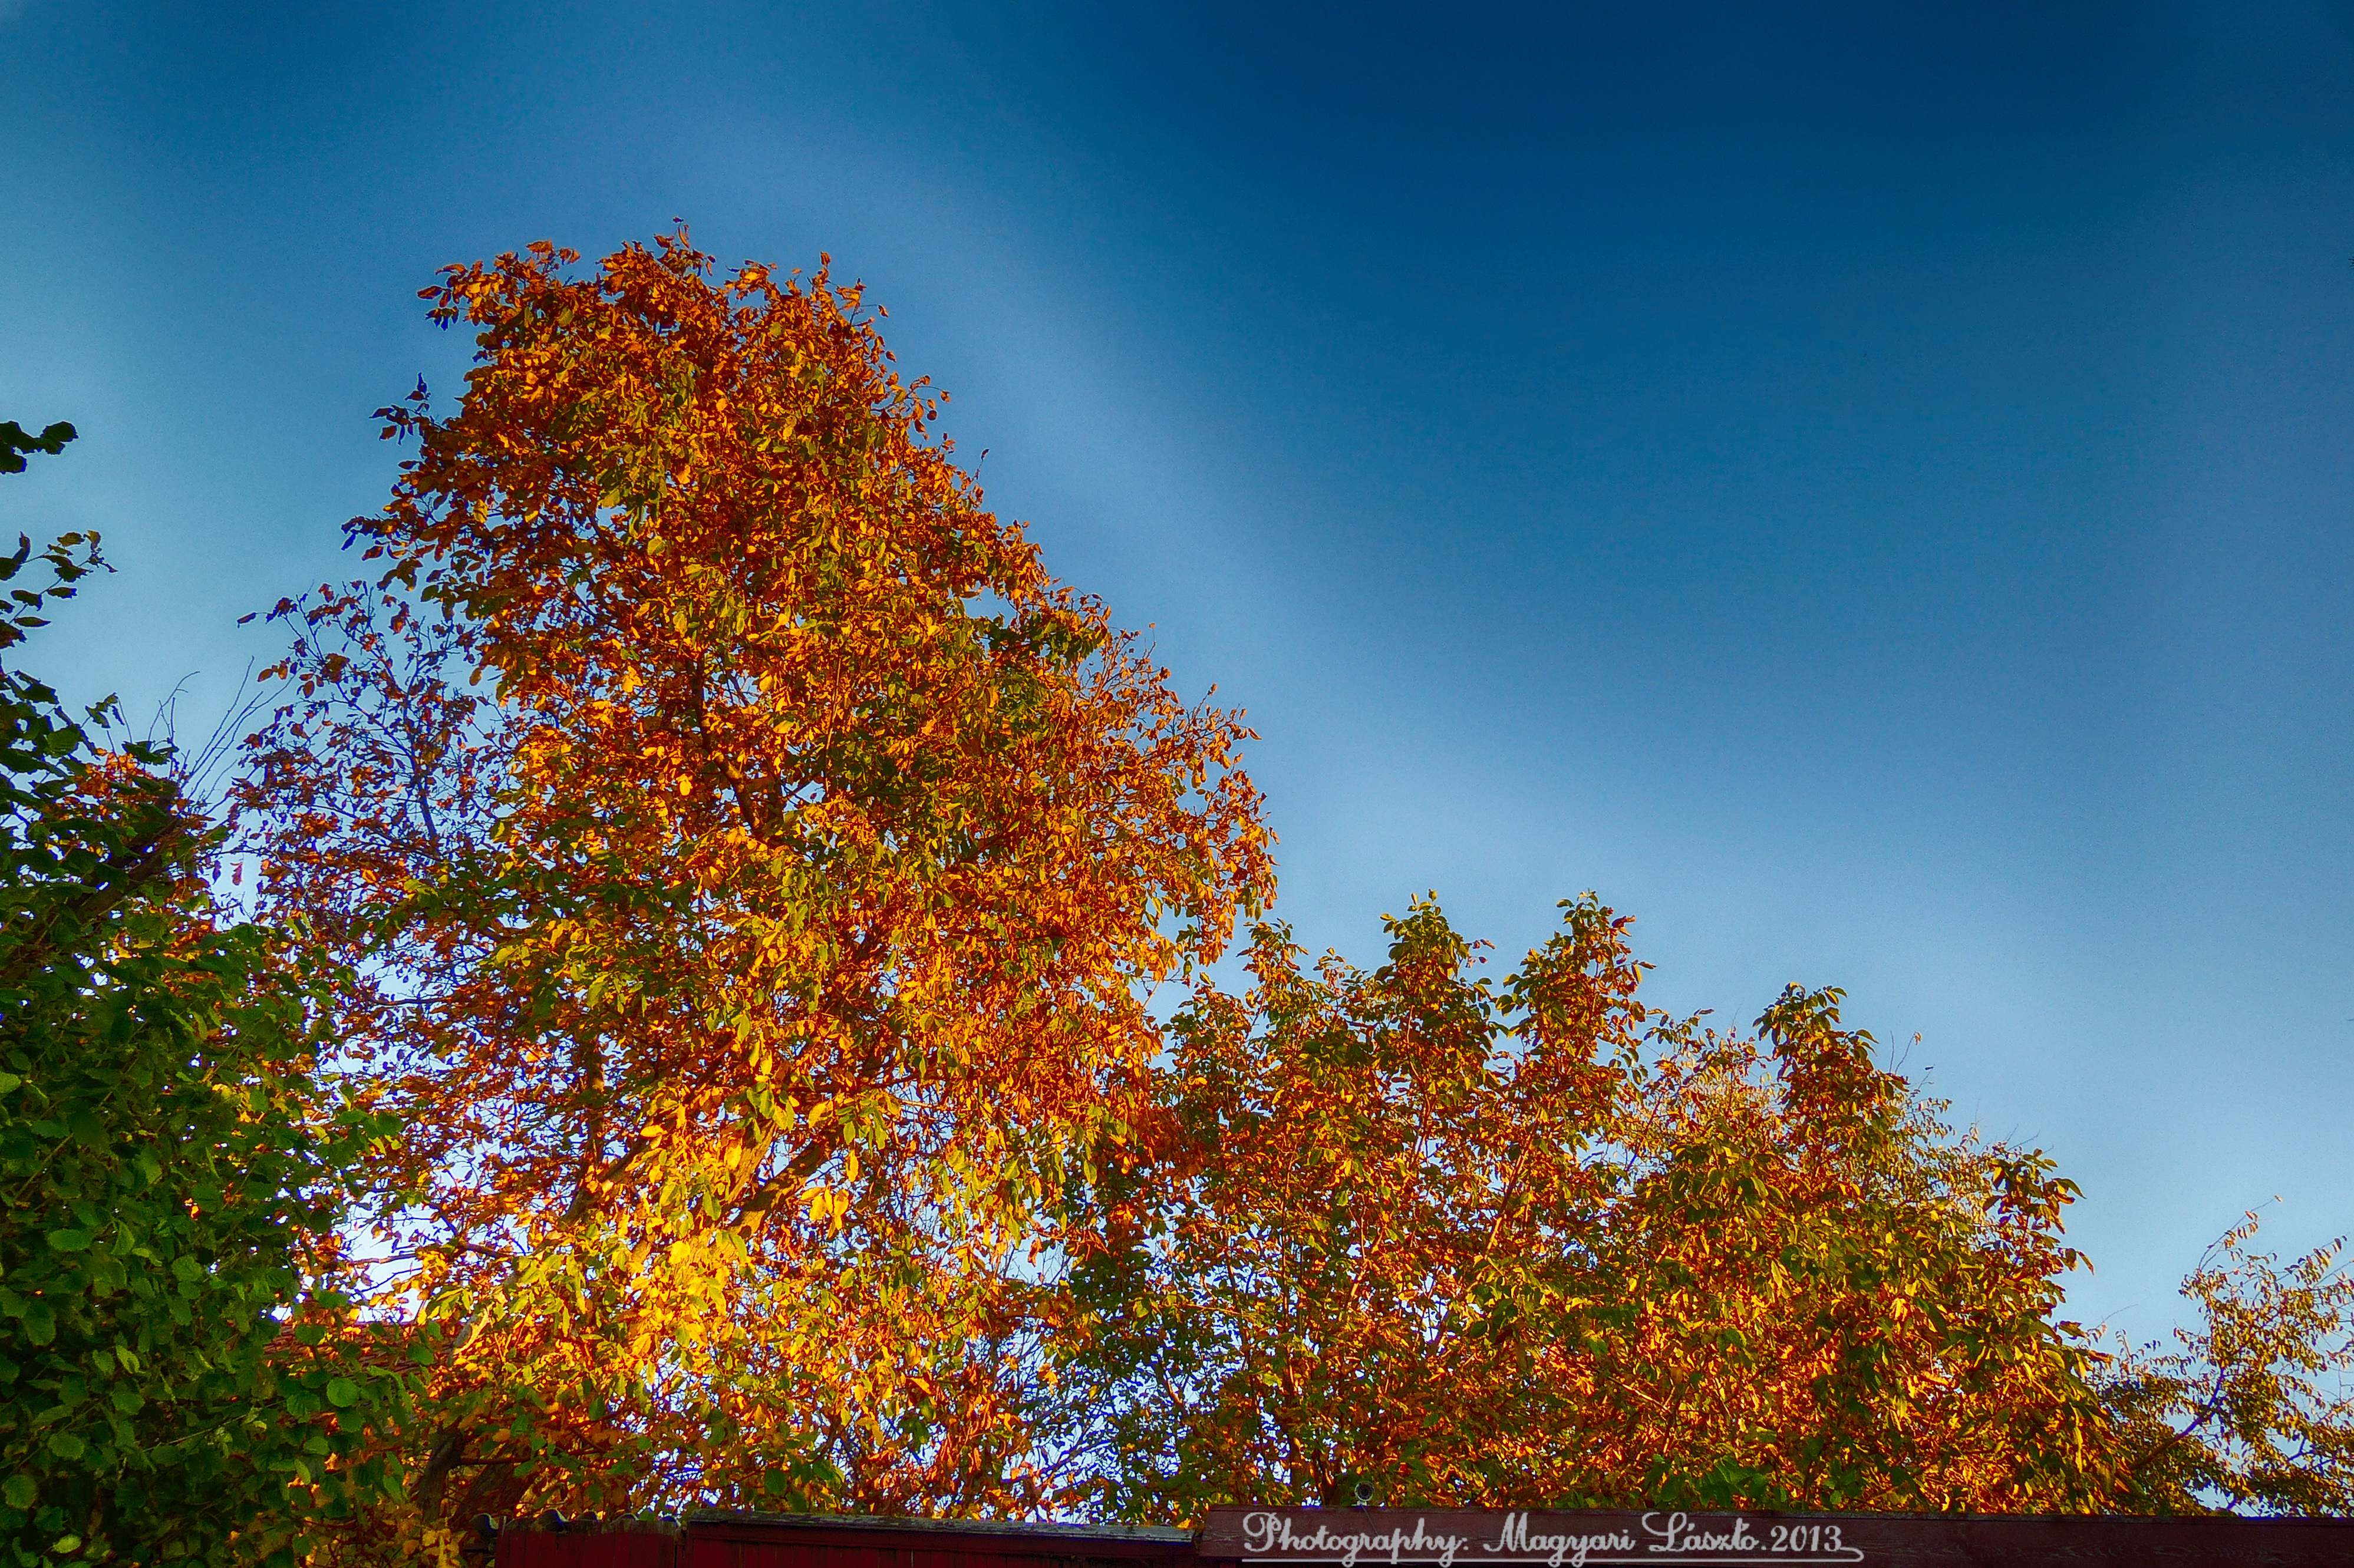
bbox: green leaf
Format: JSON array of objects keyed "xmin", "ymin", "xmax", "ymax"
[
  {"xmin": 46, "ymin": 1229, "xmax": 91, "ymax": 1252},
  {"xmin": 44, "ymin": 1431, "xmax": 84, "ymax": 1461},
  {"xmin": 2, "ymin": 1475, "xmax": 33, "ymax": 1508},
  {"xmin": 324, "ymin": 1377, "xmax": 359, "ymax": 1409}
]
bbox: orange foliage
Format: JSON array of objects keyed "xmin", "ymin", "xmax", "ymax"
[
  {"xmin": 236, "ymin": 230, "xmax": 2341, "ymax": 1536},
  {"xmin": 235, "ymin": 233, "xmax": 1272, "ymax": 1526},
  {"xmin": 1567, "ymin": 983, "xmax": 2114, "ymax": 1510},
  {"xmin": 1065, "ymin": 898, "xmax": 2125, "ymax": 1517}
]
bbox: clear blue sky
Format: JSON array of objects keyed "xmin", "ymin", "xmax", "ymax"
[{"xmin": 6, "ymin": 0, "xmax": 2352, "ymax": 1340}]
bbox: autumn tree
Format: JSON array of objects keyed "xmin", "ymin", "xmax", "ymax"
[
  {"xmin": 234, "ymin": 235, "xmax": 1273, "ymax": 1533},
  {"xmin": 2100, "ymin": 1217, "xmax": 2354, "ymax": 1514},
  {"xmin": 1060, "ymin": 897, "xmax": 1643, "ymax": 1517},
  {"xmin": 0, "ymin": 433, "xmax": 403, "ymax": 1567},
  {"xmin": 1064, "ymin": 896, "xmax": 2128, "ymax": 1519},
  {"xmin": 1564, "ymin": 982, "xmax": 2116, "ymax": 1511}
]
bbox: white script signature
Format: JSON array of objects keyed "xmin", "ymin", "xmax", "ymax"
[{"xmin": 1237, "ymin": 1510, "xmax": 1865, "ymax": 1567}]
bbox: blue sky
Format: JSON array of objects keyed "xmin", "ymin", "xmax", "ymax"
[{"xmin": 6, "ymin": 0, "xmax": 2352, "ymax": 1339}]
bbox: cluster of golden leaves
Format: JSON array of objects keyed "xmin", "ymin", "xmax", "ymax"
[
  {"xmin": 2097, "ymin": 1216, "xmax": 2354, "ymax": 1515},
  {"xmin": 1062, "ymin": 897, "xmax": 2132, "ymax": 1517},
  {"xmin": 234, "ymin": 234, "xmax": 1272, "ymax": 1529}
]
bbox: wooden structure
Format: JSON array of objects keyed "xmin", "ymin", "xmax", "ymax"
[
  {"xmin": 494, "ymin": 1512, "xmax": 1191, "ymax": 1568},
  {"xmin": 492, "ymin": 1504, "xmax": 2354, "ymax": 1567}
]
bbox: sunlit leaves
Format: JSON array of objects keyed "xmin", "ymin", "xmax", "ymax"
[
  {"xmin": 2101, "ymin": 1217, "xmax": 2354, "ymax": 1514},
  {"xmin": 236, "ymin": 233, "xmax": 1271, "ymax": 1530},
  {"xmin": 1064, "ymin": 897, "xmax": 2128, "ymax": 1518}
]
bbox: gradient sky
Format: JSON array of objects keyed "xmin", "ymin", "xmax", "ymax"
[{"xmin": 6, "ymin": 0, "xmax": 2353, "ymax": 1342}]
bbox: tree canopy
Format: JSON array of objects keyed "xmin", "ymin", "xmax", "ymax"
[
  {"xmin": 1061, "ymin": 897, "xmax": 2121, "ymax": 1517},
  {"xmin": 234, "ymin": 234, "xmax": 1274, "ymax": 1526},
  {"xmin": 2, "ymin": 233, "xmax": 2339, "ymax": 1555}
]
